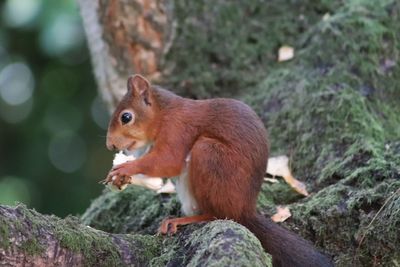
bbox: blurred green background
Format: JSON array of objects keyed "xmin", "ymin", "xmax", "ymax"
[{"xmin": 0, "ymin": 0, "xmax": 112, "ymax": 216}]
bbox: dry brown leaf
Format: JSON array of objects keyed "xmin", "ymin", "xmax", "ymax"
[
  {"xmin": 267, "ymin": 155, "xmax": 309, "ymax": 196},
  {"xmin": 271, "ymin": 206, "xmax": 292, "ymax": 222},
  {"xmin": 278, "ymin": 46, "xmax": 294, "ymax": 62}
]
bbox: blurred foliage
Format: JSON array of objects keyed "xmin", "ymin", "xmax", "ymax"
[{"xmin": 0, "ymin": 0, "xmax": 111, "ymax": 216}]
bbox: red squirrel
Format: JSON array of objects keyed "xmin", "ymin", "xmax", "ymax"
[{"xmin": 104, "ymin": 75, "xmax": 333, "ymax": 267}]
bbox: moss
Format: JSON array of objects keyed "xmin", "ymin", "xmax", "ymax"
[
  {"xmin": 77, "ymin": 0, "xmax": 400, "ymax": 265},
  {"xmin": 164, "ymin": 0, "xmax": 342, "ymax": 98},
  {"xmin": 287, "ymin": 179, "xmax": 400, "ymax": 266},
  {"xmin": 129, "ymin": 234, "xmax": 162, "ymax": 263},
  {"xmin": 81, "ymin": 186, "xmax": 180, "ymax": 234},
  {"xmin": 54, "ymin": 216, "xmax": 124, "ymax": 266},
  {"xmin": 184, "ymin": 221, "xmax": 272, "ymax": 267},
  {"xmin": 257, "ymin": 181, "xmax": 303, "ymax": 211},
  {"xmin": 82, "ymin": 187, "xmax": 274, "ymax": 266},
  {"xmin": 19, "ymin": 238, "xmax": 45, "ymax": 256},
  {"xmin": 238, "ymin": 0, "xmax": 400, "ymax": 265},
  {"xmin": 149, "ymin": 236, "xmax": 180, "ymax": 266},
  {"xmin": 13, "ymin": 205, "xmax": 46, "ymax": 256},
  {"xmin": 151, "ymin": 220, "xmax": 272, "ymax": 267},
  {"xmin": 0, "ymin": 217, "xmax": 10, "ymax": 249}
]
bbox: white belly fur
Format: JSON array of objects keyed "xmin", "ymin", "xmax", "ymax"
[
  {"xmin": 176, "ymin": 155, "xmax": 199, "ymax": 216},
  {"xmin": 127, "ymin": 147, "xmax": 198, "ymax": 215}
]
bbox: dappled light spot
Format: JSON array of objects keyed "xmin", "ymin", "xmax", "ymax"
[
  {"xmin": 39, "ymin": 14, "xmax": 85, "ymax": 57},
  {"xmin": 2, "ymin": 0, "xmax": 42, "ymax": 28},
  {"xmin": 48, "ymin": 133, "xmax": 87, "ymax": 173},
  {"xmin": 0, "ymin": 62, "xmax": 34, "ymax": 105}
]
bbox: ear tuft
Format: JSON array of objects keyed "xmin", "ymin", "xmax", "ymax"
[
  {"xmin": 127, "ymin": 74, "xmax": 152, "ymax": 106},
  {"xmin": 127, "ymin": 74, "xmax": 151, "ymax": 95}
]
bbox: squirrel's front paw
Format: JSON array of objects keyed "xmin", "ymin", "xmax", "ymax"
[
  {"xmin": 100, "ymin": 171, "xmax": 131, "ymax": 190},
  {"xmin": 110, "ymin": 175, "xmax": 131, "ymax": 189},
  {"xmin": 100, "ymin": 162, "xmax": 137, "ymax": 189},
  {"xmin": 109, "ymin": 162, "xmax": 136, "ymax": 177}
]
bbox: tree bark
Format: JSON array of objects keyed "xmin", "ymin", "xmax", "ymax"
[
  {"xmin": 77, "ymin": 0, "xmax": 175, "ymax": 111},
  {"xmin": 0, "ymin": 205, "xmax": 160, "ymax": 266},
  {"xmin": 0, "ymin": 203, "xmax": 271, "ymax": 267}
]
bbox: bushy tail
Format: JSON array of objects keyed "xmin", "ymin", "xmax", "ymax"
[{"xmin": 241, "ymin": 214, "xmax": 333, "ymax": 267}]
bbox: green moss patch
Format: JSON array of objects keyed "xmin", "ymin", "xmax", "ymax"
[
  {"xmin": 164, "ymin": 0, "xmax": 342, "ymax": 98},
  {"xmin": 151, "ymin": 220, "xmax": 272, "ymax": 267},
  {"xmin": 0, "ymin": 217, "xmax": 11, "ymax": 249},
  {"xmin": 82, "ymin": 0, "xmax": 399, "ymax": 266},
  {"xmin": 81, "ymin": 186, "xmax": 180, "ymax": 234},
  {"xmin": 241, "ymin": 0, "xmax": 400, "ymax": 265}
]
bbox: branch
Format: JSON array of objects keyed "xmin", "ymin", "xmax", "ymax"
[
  {"xmin": 0, "ymin": 205, "xmax": 159, "ymax": 266},
  {"xmin": 0, "ymin": 201, "xmax": 271, "ymax": 266}
]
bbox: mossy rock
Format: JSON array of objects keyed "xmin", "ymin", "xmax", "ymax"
[
  {"xmin": 81, "ymin": 186, "xmax": 181, "ymax": 234},
  {"xmin": 242, "ymin": 0, "xmax": 400, "ymax": 265},
  {"xmin": 164, "ymin": 0, "xmax": 342, "ymax": 98},
  {"xmin": 152, "ymin": 221, "xmax": 272, "ymax": 267},
  {"xmin": 82, "ymin": 187, "xmax": 272, "ymax": 266},
  {"xmin": 83, "ymin": 0, "xmax": 400, "ymax": 266}
]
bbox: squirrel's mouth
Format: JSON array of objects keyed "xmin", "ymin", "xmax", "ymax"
[{"xmin": 127, "ymin": 141, "xmax": 136, "ymax": 151}]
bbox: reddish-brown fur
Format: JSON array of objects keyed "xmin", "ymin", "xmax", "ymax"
[{"xmin": 105, "ymin": 75, "xmax": 333, "ymax": 267}]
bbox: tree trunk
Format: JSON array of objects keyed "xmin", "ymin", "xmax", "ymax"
[
  {"xmin": 77, "ymin": 0, "xmax": 175, "ymax": 112},
  {"xmin": 0, "ymin": 205, "xmax": 159, "ymax": 266},
  {"xmin": 1, "ymin": 0, "xmax": 399, "ymax": 266}
]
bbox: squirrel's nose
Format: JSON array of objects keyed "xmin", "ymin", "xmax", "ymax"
[
  {"xmin": 106, "ymin": 138, "xmax": 117, "ymax": 151},
  {"xmin": 109, "ymin": 144, "xmax": 117, "ymax": 151}
]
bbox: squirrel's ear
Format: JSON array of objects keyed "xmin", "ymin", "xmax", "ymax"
[{"xmin": 127, "ymin": 74, "xmax": 152, "ymax": 105}]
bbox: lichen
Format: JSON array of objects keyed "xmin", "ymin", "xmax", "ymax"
[
  {"xmin": 53, "ymin": 215, "xmax": 125, "ymax": 266},
  {"xmin": 241, "ymin": 0, "xmax": 400, "ymax": 265},
  {"xmin": 81, "ymin": 186, "xmax": 180, "ymax": 234},
  {"xmin": 183, "ymin": 221, "xmax": 272, "ymax": 267},
  {"xmin": 129, "ymin": 234, "xmax": 162, "ymax": 264},
  {"xmin": 81, "ymin": 0, "xmax": 399, "ymax": 266},
  {"xmin": 0, "ymin": 217, "xmax": 10, "ymax": 249},
  {"xmin": 164, "ymin": 0, "xmax": 342, "ymax": 98},
  {"xmin": 82, "ymin": 187, "xmax": 273, "ymax": 266},
  {"xmin": 19, "ymin": 238, "xmax": 45, "ymax": 256},
  {"xmin": 13, "ymin": 205, "xmax": 46, "ymax": 256},
  {"xmin": 150, "ymin": 220, "xmax": 272, "ymax": 267}
]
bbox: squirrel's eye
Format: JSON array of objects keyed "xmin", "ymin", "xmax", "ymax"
[{"xmin": 120, "ymin": 112, "xmax": 133, "ymax": 124}]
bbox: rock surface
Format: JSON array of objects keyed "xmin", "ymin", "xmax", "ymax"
[
  {"xmin": 1, "ymin": 0, "xmax": 399, "ymax": 266},
  {"xmin": 84, "ymin": 0, "xmax": 400, "ymax": 265}
]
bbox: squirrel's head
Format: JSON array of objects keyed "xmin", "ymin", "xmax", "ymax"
[{"xmin": 106, "ymin": 74, "xmax": 157, "ymax": 151}]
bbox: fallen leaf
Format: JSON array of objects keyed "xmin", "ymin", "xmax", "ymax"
[
  {"xmin": 264, "ymin": 177, "xmax": 279, "ymax": 183},
  {"xmin": 108, "ymin": 151, "xmax": 166, "ymax": 192},
  {"xmin": 322, "ymin": 13, "xmax": 331, "ymax": 21},
  {"xmin": 278, "ymin": 46, "xmax": 294, "ymax": 62},
  {"xmin": 271, "ymin": 206, "xmax": 292, "ymax": 222},
  {"xmin": 267, "ymin": 156, "xmax": 291, "ymax": 177},
  {"xmin": 157, "ymin": 180, "xmax": 176, "ymax": 194},
  {"xmin": 266, "ymin": 155, "xmax": 309, "ymax": 196},
  {"xmin": 130, "ymin": 175, "xmax": 164, "ymax": 191}
]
